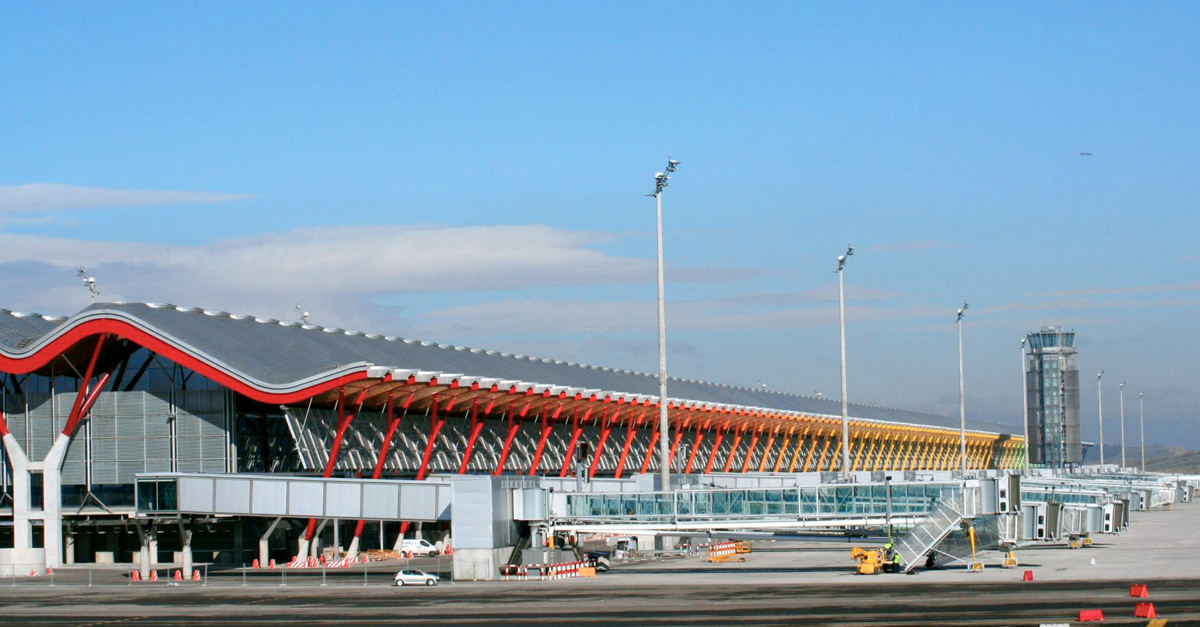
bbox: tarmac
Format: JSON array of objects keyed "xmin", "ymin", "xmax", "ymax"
[{"xmin": 0, "ymin": 503, "xmax": 1196, "ymax": 626}]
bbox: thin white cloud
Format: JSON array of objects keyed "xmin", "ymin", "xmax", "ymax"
[
  {"xmin": 1035, "ymin": 281, "xmax": 1200, "ymax": 299},
  {"xmin": 0, "ymin": 183, "xmax": 254, "ymax": 212},
  {"xmin": 409, "ymin": 297, "xmax": 943, "ymax": 339},
  {"xmin": 0, "ymin": 224, "xmax": 758, "ymax": 328}
]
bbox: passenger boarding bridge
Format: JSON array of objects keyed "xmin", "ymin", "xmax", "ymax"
[{"xmin": 129, "ymin": 469, "xmax": 1197, "ymax": 580}]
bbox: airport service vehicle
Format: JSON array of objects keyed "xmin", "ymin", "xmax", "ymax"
[
  {"xmin": 393, "ymin": 569, "xmax": 439, "ymax": 586},
  {"xmin": 401, "ymin": 538, "xmax": 440, "ymax": 557}
]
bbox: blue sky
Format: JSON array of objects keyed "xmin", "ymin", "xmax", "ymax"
[{"xmin": 2, "ymin": 2, "xmax": 1197, "ymax": 449}]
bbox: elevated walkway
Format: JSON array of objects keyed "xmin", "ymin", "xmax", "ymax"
[
  {"xmin": 544, "ymin": 480, "xmax": 960, "ymax": 533},
  {"xmin": 134, "ymin": 472, "xmax": 451, "ymax": 522}
]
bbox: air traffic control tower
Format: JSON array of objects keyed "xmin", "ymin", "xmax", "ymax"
[{"xmin": 1025, "ymin": 327, "xmax": 1082, "ymax": 467}]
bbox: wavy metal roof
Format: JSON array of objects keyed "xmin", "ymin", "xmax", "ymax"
[{"xmin": 0, "ymin": 302, "xmax": 1016, "ymax": 434}]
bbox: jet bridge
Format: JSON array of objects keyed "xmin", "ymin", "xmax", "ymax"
[
  {"xmin": 539, "ymin": 479, "xmax": 960, "ymax": 533},
  {"xmin": 135, "ymin": 472, "xmax": 451, "ymax": 522}
]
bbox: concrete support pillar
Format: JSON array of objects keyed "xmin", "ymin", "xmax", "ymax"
[
  {"xmin": 2, "ymin": 434, "xmax": 32, "ymax": 551},
  {"xmin": 64, "ymin": 530, "xmax": 76, "ymax": 565},
  {"xmin": 135, "ymin": 523, "xmax": 153, "ymax": 581},
  {"xmin": 332, "ymin": 518, "xmax": 340, "ymax": 556},
  {"xmin": 414, "ymin": 521, "xmax": 423, "ymax": 541},
  {"xmin": 345, "ymin": 535, "xmax": 361, "ymax": 560},
  {"xmin": 178, "ymin": 523, "xmax": 193, "ymax": 579},
  {"xmin": 259, "ymin": 517, "xmax": 281, "ymax": 566},
  {"xmin": 40, "ymin": 433, "xmax": 74, "ymax": 569},
  {"xmin": 305, "ymin": 519, "xmax": 328, "ymax": 560},
  {"xmin": 148, "ymin": 536, "xmax": 158, "ymax": 567}
]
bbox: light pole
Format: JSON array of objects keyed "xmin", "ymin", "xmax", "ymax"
[
  {"xmin": 836, "ymin": 245, "xmax": 854, "ymax": 480},
  {"xmin": 1119, "ymin": 381, "xmax": 1126, "ymax": 470},
  {"xmin": 649, "ymin": 156, "xmax": 679, "ymax": 490},
  {"xmin": 956, "ymin": 303, "xmax": 969, "ymax": 476},
  {"xmin": 1139, "ymin": 391, "xmax": 1145, "ymax": 472},
  {"xmin": 1020, "ymin": 338, "xmax": 1030, "ymax": 472},
  {"xmin": 1097, "ymin": 371, "xmax": 1105, "ymax": 471}
]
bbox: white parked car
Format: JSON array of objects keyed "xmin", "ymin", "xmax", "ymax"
[{"xmin": 394, "ymin": 569, "xmax": 439, "ymax": 587}]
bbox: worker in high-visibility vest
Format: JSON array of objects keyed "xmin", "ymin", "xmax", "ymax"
[{"xmin": 882, "ymin": 543, "xmax": 896, "ymax": 573}]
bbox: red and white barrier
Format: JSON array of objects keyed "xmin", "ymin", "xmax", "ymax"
[{"xmin": 705, "ymin": 542, "xmax": 739, "ymax": 560}]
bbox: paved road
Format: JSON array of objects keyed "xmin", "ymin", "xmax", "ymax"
[{"xmin": 2, "ymin": 578, "xmax": 1198, "ymax": 626}]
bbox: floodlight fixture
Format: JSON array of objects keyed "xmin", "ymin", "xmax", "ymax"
[{"xmin": 77, "ymin": 267, "xmax": 100, "ymax": 304}]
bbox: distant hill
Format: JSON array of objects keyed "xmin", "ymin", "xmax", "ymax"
[
  {"xmin": 1080, "ymin": 444, "xmax": 1191, "ymax": 467},
  {"xmin": 1146, "ymin": 450, "xmax": 1200, "ymax": 474}
]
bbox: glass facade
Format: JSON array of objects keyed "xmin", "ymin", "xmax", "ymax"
[
  {"xmin": 1, "ymin": 350, "xmax": 231, "ymax": 510},
  {"xmin": 563, "ymin": 482, "xmax": 956, "ymax": 523}
]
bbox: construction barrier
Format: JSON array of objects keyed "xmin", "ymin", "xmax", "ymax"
[
  {"xmin": 173, "ymin": 570, "xmax": 182, "ymax": 581},
  {"xmin": 1135, "ymin": 603, "xmax": 1158, "ymax": 619},
  {"xmin": 1131, "ymin": 584, "xmax": 1150, "ymax": 597},
  {"xmin": 149, "ymin": 571, "xmax": 158, "ymax": 582},
  {"xmin": 269, "ymin": 559, "xmax": 276, "ymax": 569},
  {"xmin": 192, "ymin": 571, "xmax": 201, "ymax": 582},
  {"xmin": 252, "ymin": 559, "xmax": 260, "ymax": 569},
  {"xmin": 1022, "ymin": 570, "xmax": 1034, "ymax": 582},
  {"xmin": 705, "ymin": 542, "xmax": 741, "ymax": 562},
  {"xmin": 131, "ymin": 570, "xmax": 141, "ymax": 582},
  {"xmin": 1077, "ymin": 609, "xmax": 1104, "ymax": 622}
]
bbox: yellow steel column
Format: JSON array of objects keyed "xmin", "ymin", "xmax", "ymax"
[
  {"xmin": 887, "ymin": 434, "xmax": 907, "ymax": 470},
  {"xmin": 875, "ymin": 434, "xmax": 895, "ymax": 471},
  {"xmin": 904, "ymin": 435, "xmax": 924, "ymax": 471},
  {"xmin": 820, "ymin": 432, "xmax": 840, "ymax": 470},
  {"xmin": 788, "ymin": 426, "xmax": 810, "ymax": 472},
  {"xmin": 860, "ymin": 433, "xmax": 880, "ymax": 472},
  {"xmin": 924, "ymin": 436, "xmax": 942, "ymax": 470},
  {"xmin": 937, "ymin": 437, "xmax": 954, "ymax": 470},
  {"xmin": 819, "ymin": 434, "xmax": 838, "ymax": 472},
  {"xmin": 851, "ymin": 431, "xmax": 869, "ymax": 471},
  {"xmin": 802, "ymin": 428, "xmax": 825, "ymax": 472},
  {"xmin": 903, "ymin": 436, "xmax": 921, "ymax": 470}
]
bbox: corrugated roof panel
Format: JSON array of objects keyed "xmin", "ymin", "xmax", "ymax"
[{"xmin": 0, "ymin": 303, "xmax": 1016, "ymax": 434}]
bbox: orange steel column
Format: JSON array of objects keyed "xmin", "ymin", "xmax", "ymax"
[
  {"xmin": 802, "ymin": 428, "xmax": 824, "ymax": 472},
  {"xmin": 740, "ymin": 427, "xmax": 762, "ymax": 473},
  {"xmin": 757, "ymin": 430, "xmax": 778, "ymax": 473},
  {"xmin": 788, "ymin": 426, "xmax": 810, "ymax": 472},
  {"xmin": 773, "ymin": 429, "xmax": 793, "ymax": 473},
  {"xmin": 722, "ymin": 424, "xmax": 745, "ymax": 473}
]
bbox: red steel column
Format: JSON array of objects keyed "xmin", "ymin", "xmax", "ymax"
[
  {"xmin": 528, "ymin": 401, "xmax": 564, "ymax": 475},
  {"xmin": 457, "ymin": 397, "xmax": 484, "ymax": 473},
  {"xmin": 722, "ymin": 423, "xmax": 746, "ymax": 473},
  {"xmin": 588, "ymin": 404, "xmax": 619, "ymax": 479},
  {"xmin": 62, "ymin": 335, "xmax": 107, "ymax": 437},
  {"xmin": 492, "ymin": 397, "xmax": 522, "ymax": 475},
  {"xmin": 613, "ymin": 408, "xmax": 647, "ymax": 479},
  {"xmin": 305, "ymin": 386, "xmax": 356, "ymax": 541},
  {"xmin": 639, "ymin": 422, "xmax": 661, "ymax": 475},
  {"xmin": 703, "ymin": 419, "xmax": 728, "ymax": 474},
  {"xmin": 558, "ymin": 405, "xmax": 588, "ymax": 478},
  {"xmin": 683, "ymin": 420, "xmax": 708, "ymax": 474},
  {"xmin": 353, "ymin": 390, "xmax": 409, "ymax": 541}
]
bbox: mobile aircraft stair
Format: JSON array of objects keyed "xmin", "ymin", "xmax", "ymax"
[{"xmin": 894, "ymin": 477, "xmax": 1018, "ymax": 573}]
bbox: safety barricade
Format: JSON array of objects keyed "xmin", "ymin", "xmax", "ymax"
[{"xmin": 705, "ymin": 542, "xmax": 746, "ymax": 563}]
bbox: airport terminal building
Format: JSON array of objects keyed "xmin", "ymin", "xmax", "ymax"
[{"xmin": 1, "ymin": 302, "xmax": 1023, "ymax": 573}]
